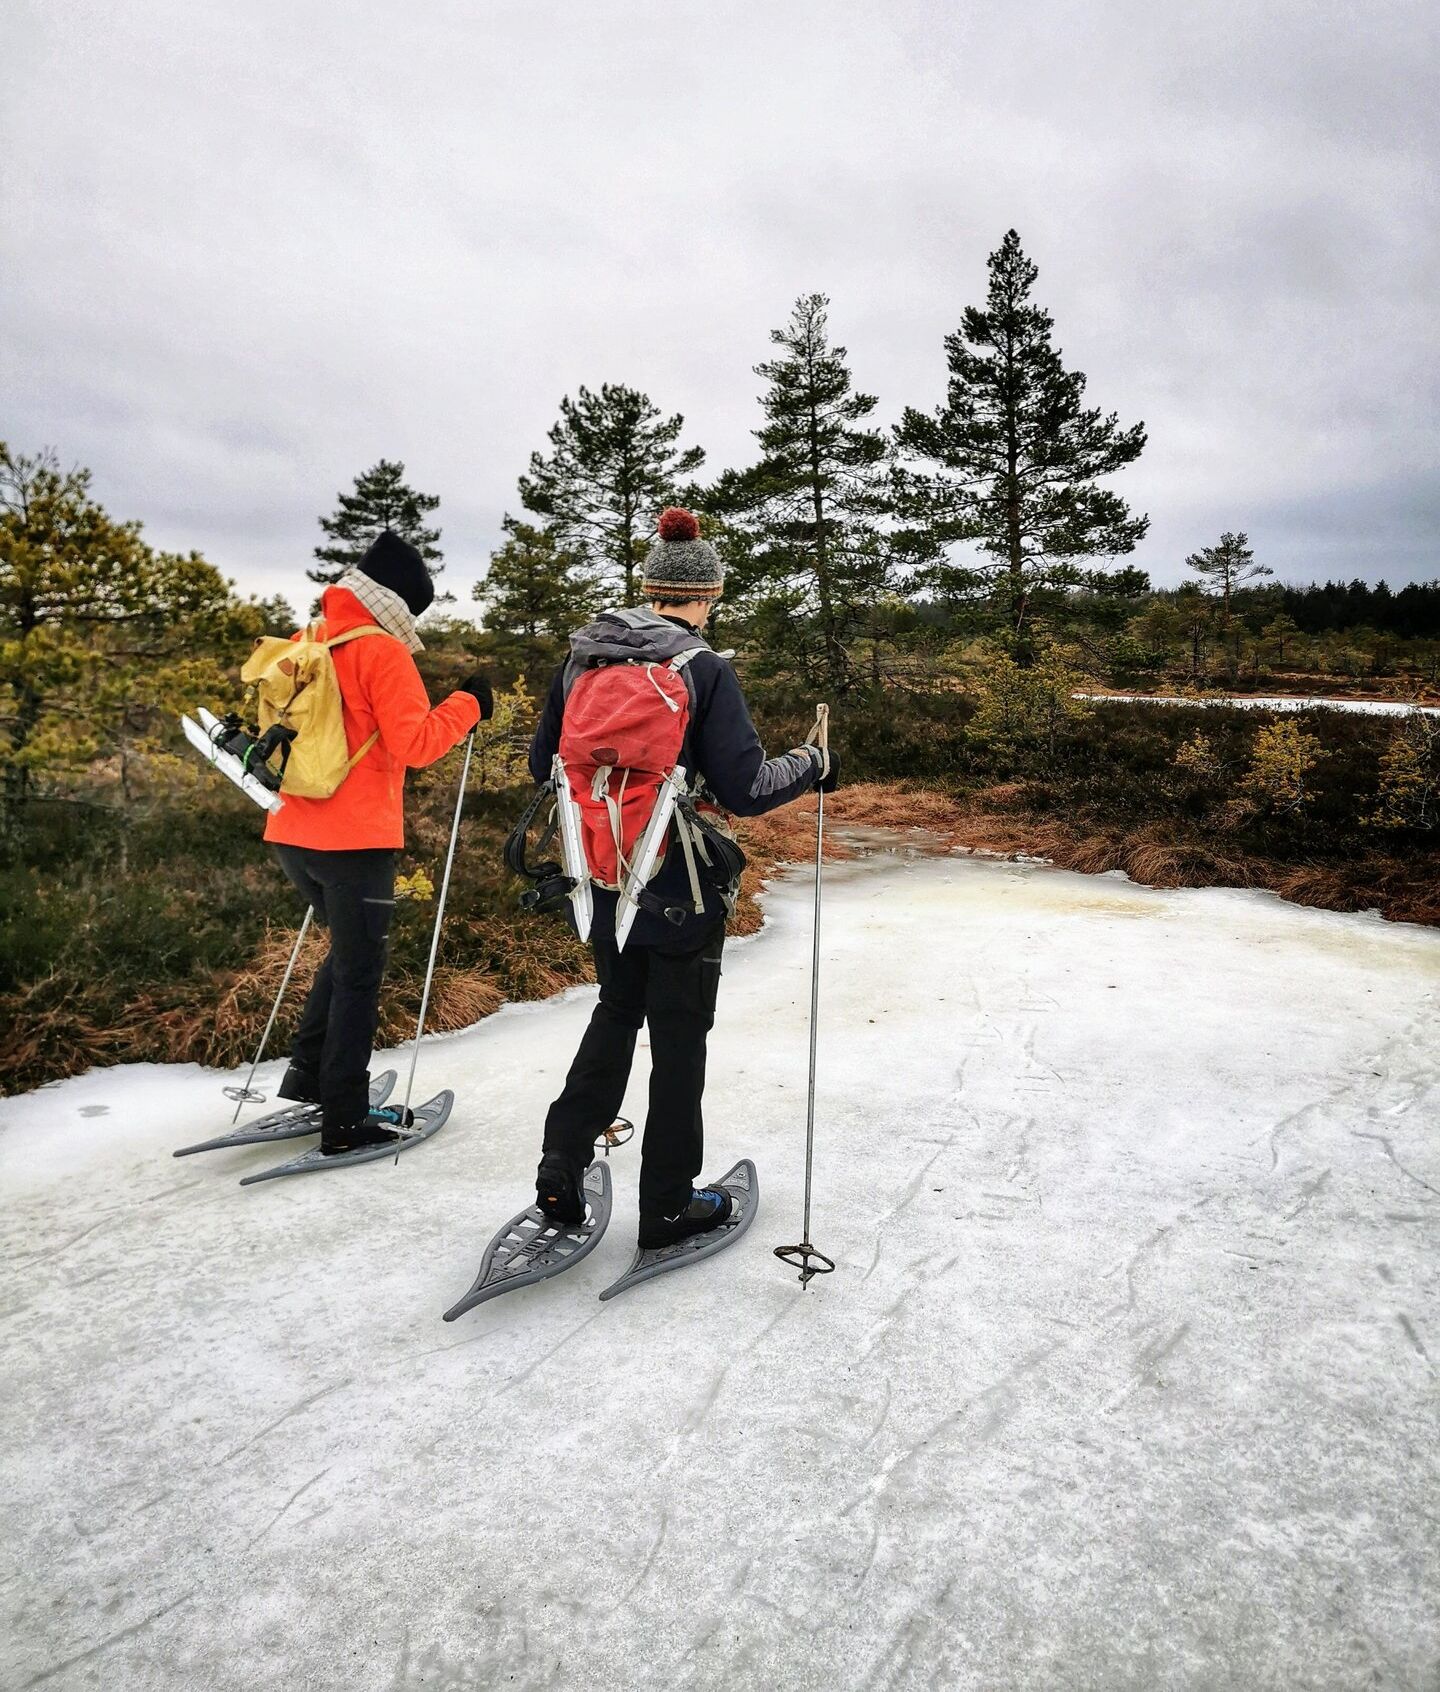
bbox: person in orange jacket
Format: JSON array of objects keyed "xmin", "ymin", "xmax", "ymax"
[{"xmin": 267, "ymin": 530, "xmax": 491, "ymax": 1152}]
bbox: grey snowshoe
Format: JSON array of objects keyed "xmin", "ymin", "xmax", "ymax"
[
  {"xmin": 442, "ymin": 1160, "xmax": 613, "ymax": 1320},
  {"xmin": 599, "ymin": 1159, "xmax": 758, "ymax": 1302}
]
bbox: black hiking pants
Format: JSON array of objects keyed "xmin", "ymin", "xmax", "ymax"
[
  {"xmin": 274, "ymin": 845, "xmax": 397, "ymax": 1131},
  {"xmin": 543, "ymin": 919, "xmax": 725, "ymax": 1219}
]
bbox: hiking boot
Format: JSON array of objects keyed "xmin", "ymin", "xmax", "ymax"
[
  {"xmin": 276, "ymin": 1063, "xmax": 321, "ymax": 1106},
  {"xmin": 535, "ymin": 1153, "xmax": 587, "ymax": 1225},
  {"xmin": 638, "ymin": 1186, "xmax": 734, "ymax": 1250},
  {"xmin": 320, "ymin": 1106, "xmax": 415, "ymax": 1155}
]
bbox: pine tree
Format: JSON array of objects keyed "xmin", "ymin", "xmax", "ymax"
[
  {"xmin": 473, "ymin": 517, "xmax": 601, "ymax": 673},
  {"xmin": 709, "ymin": 294, "xmax": 894, "ymax": 693},
  {"xmin": 1184, "ymin": 531, "xmax": 1272, "ymax": 619},
  {"xmin": 311, "ymin": 459, "xmax": 442, "ymax": 586},
  {"xmin": 895, "ymin": 230, "xmax": 1148, "ymax": 646},
  {"xmin": 0, "ymin": 443, "xmax": 234, "ymax": 813},
  {"xmin": 518, "ymin": 385, "xmax": 705, "ymax": 603}
]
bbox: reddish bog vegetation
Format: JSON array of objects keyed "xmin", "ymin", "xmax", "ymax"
[{"xmin": 740, "ymin": 782, "xmax": 1440, "ymax": 928}]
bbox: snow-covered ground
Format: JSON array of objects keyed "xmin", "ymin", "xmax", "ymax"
[
  {"xmin": 1080, "ymin": 691, "xmax": 1440, "ymax": 717},
  {"xmin": 3, "ymin": 846, "xmax": 1439, "ymax": 1691}
]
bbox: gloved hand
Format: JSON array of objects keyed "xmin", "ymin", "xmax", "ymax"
[
  {"xmin": 459, "ymin": 671, "xmax": 494, "ymax": 721},
  {"xmin": 812, "ymin": 745, "xmax": 841, "ymax": 793}
]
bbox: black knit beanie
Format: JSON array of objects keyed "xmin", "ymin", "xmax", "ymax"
[{"xmin": 359, "ymin": 530, "xmax": 434, "ymax": 616}]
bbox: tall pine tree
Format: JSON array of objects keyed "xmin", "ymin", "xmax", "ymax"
[
  {"xmin": 311, "ymin": 459, "xmax": 442, "ymax": 586},
  {"xmin": 896, "ymin": 230, "xmax": 1147, "ymax": 646},
  {"xmin": 710, "ymin": 294, "xmax": 893, "ymax": 693},
  {"xmin": 473, "ymin": 516, "xmax": 600, "ymax": 674},
  {"xmin": 517, "ymin": 384, "xmax": 705, "ymax": 603}
]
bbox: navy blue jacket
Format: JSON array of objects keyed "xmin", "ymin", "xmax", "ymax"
[{"xmin": 529, "ymin": 615, "xmax": 819, "ymax": 947}]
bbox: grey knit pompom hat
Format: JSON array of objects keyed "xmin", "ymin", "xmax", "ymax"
[{"xmin": 641, "ymin": 508, "xmax": 725, "ymax": 599}]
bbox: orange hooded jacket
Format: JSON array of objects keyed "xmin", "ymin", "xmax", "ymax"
[{"xmin": 262, "ymin": 584, "xmax": 480, "ymax": 852}]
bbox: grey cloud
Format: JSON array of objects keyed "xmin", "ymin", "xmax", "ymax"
[{"xmin": 2, "ymin": 0, "xmax": 1436, "ymax": 610}]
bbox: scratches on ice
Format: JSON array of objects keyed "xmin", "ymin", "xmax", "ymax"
[
  {"xmin": 5, "ymin": 850, "xmax": 1440, "ymax": 1690},
  {"xmin": 240, "ymin": 1466, "xmax": 332, "ymax": 1553},
  {"xmin": 1352, "ymin": 1131, "xmax": 1440, "ymax": 1200},
  {"xmin": 16, "ymin": 1587, "xmax": 199, "ymax": 1691},
  {"xmin": 1395, "ymin": 1314, "xmax": 1434, "ymax": 1372},
  {"xmin": 211, "ymin": 1379, "xmax": 351, "ymax": 1467}
]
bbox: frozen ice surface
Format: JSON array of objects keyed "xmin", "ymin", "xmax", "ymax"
[
  {"xmin": 2, "ymin": 850, "xmax": 1438, "ymax": 1691},
  {"xmin": 1079, "ymin": 692, "xmax": 1440, "ymax": 718}
]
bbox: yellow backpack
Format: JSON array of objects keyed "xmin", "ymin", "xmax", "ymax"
[{"xmin": 240, "ymin": 622, "xmax": 389, "ymax": 798}]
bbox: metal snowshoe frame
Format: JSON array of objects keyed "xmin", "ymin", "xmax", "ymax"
[
  {"xmin": 550, "ymin": 754, "xmax": 594, "ymax": 941},
  {"xmin": 174, "ymin": 1072, "xmax": 396, "ymax": 1157},
  {"xmin": 614, "ymin": 763, "xmax": 690, "ymax": 952}
]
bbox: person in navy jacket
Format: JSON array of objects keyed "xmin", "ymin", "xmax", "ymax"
[{"xmin": 527, "ymin": 509, "xmax": 840, "ymax": 1249}]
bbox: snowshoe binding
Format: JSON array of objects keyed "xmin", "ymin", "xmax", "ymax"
[
  {"xmin": 277, "ymin": 1063, "xmax": 321, "ymax": 1106},
  {"xmin": 535, "ymin": 1151, "xmax": 587, "ymax": 1223},
  {"xmin": 599, "ymin": 1159, "xmax": 758, "ymax": 1302},
  {"xmin": 443, "ymin": 1160, "xmax": 613, "ymax": 1320},
  {"xmin": 638, "ymin": 1185, "xmax": 733, "ymax": 1250},
  {"xmin": 321, "ymin": 1105, "xmax": 414, "ymax": 1155}
]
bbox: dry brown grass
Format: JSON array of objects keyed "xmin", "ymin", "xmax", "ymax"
[
  {"xmin": 5, "ymin": 777, "xmax": 1434, "ymax": 1098},
  {"xmin": 735, "ymin": 782, "xmax": 1440, "ymax": 929}
]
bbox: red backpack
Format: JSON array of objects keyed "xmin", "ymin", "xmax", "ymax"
[
  {"xmin": 502, "ymin": 611, "xmax": 745, "ymax": 949},
  {"xmin": 560, "ymin": 651, "xmax": 693, "ymax": 889}
]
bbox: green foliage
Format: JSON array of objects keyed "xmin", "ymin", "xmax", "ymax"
[
  {"xmin": 895, "ymin": 230, "xmax": 1148, "ymax": 638},
  {"xmin": 1366, "ymin": 712, "xmax": 1439, "ymax": 830},
  {"xmin": 473, "ymin": 517, "xmax": 599, "ymax": 673},
  {"xmin": 747, "ymin": 679, "xmax": 974, "ymax": 783},
  {"xmin": 709, "ymin": 294, "xmax": 895, "ymax": 694},
  {"xmin": 518, "ymin": 384, "xmax": 705, "ymax": 603},
  {"xmin": 0, "ymin": 443, "xmax": 239, "ymax": 813},
  {"xmin": 469, "ymin": 675, "xmax": 538, "ymax": 791},
  {"xmin": 1172, "ymin": 731, "xmax": 1224, "ymax": 782},
  {"xmin": 966, "ymin": 644, "xmax": 1092, "ymax": 770},
  {"xmin": 1238, "ymin": 719, "xmax": 1323, "ymax": 815},
  {"xmin": 1184, "ymin": 531, "xmax": 1271, "ymax": 607},
  {"xmin": 312, "ymin": 459, "xmax": 442, "ymax": 585}
]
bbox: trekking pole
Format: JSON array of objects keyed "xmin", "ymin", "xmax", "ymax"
[
  {"xmin": 774, "ymin": 704, "xmax": 837, "ymax": 1288},
  {"xmin": 399, "ymin": 729, "xmax": 476, "ymax": 1138},
  {"xmin": 224, "ymin": 906, "xmax": 314, "ymax": 1121}
]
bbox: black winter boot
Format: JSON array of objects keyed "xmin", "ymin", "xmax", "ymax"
[
  {"xmin": 535, "ymin": 1153, "xmax": 587, "ymax": 1225},
  {"xmin": 277, "ymin": 1064, "xmax": 321, "ymax": 1106},
  {"xmin": 321, "ymin": 1106, "xmax": 414, "ymax": 1155},
  {"xmin": 638, "ymin": 1186, "xmax": 733, "ymax": 1250}
]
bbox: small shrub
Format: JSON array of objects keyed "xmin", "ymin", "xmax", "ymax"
[
  {"xmin": 1239, "ymin": 719, "xmax": 1323, "ymax": 815},
  {"xmin": 1367, "ymin": 711, "xmax": 1439, "ymax": 830},
  {"xmin": 967, "ymin": 645, "xmax": 1092, "ymax": 771}
]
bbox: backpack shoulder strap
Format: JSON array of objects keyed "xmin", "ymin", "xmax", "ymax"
[
  {"xmin": 320, "ymin": 623, "xmax": 387, "ymax": 773},
  {"xmin": 323, "ymin": 624, "xmax": 389, "ymax": 650}
]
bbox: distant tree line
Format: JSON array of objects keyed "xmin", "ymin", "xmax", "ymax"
[{"xmin": 1265, "ymin": 579, "xmax": 1440, "ymax": 640}]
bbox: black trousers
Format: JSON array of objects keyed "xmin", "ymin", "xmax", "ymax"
[
  {"xmin": 274, "ymin": 845, "xmax": 397, "ymax": 1130},
  {"xmin": 543, "ymin": 921, "xmax": 725, "ymax": 1218}
]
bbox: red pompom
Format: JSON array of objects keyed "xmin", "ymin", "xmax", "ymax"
[{"xmin": 657, "ymin": 507, "xmax": 700, "ymax": 542}]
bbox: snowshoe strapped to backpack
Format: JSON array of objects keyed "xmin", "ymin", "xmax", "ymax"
[
  {"xmin": 506, "ymin": 609, "xmax": 747, "ymax": 949},
  {"xmin": 559, "ymin": 611, "xmax": 700, "ymax": 895},
  {"xmin": 240, "ymin": 621, "xmax": 387, "ymax": 799}
]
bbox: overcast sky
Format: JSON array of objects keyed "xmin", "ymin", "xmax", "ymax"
[{"xmin": 4, "ymin": 0, "xmax": 1437, "ymax": 611}]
